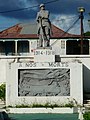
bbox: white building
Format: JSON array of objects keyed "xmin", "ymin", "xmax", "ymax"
[{"xmin": 0, "ymin": 22, "xmax": 89, "ymax": 56}]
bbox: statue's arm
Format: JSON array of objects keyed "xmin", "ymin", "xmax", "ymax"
[{"xmin": 36, "ymin": 12, "xmax": 40, "ymax": 22}]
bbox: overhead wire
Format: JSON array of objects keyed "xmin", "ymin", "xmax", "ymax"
[
  {"xmin": 0, "ymin": 15, "xmax": 78, "ymax": 31},
  {"xmin": 0, "ymin": 0, "xmax": 88, "ymax": 29},
  {"xmin": 0, "ymin": 0, "xmax": 89, "ymax": 15},
  {"xmin": 51, "ymin": 16, "xmax": 80, "ymax": 46},
  {"xmin": 0, "ymin": 0, "xmax": 87, "ymax": 39},
  {"xmin": 0, "ymin": 0, "xmax": 60, "ymax": 14}
]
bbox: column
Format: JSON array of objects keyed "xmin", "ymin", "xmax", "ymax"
[
  {"xmin": 15, "ymin": 40, "xmax": 18, "ymax": 55},
  {"xmin": 89, "ymin": 41, "xmax": 90, "ymax": 55},
  {"xmin": 28, "ymin": 40, "xmax": 31, "ymax": 53}
]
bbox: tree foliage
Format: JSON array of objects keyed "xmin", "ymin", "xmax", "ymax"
[
  {"xmin": 84, "ymin": 31, "xmax": 90, "ymax": 36},
  {"xmin": 0, "ymin": 84, "xmax": 6, "ymax": 101}
]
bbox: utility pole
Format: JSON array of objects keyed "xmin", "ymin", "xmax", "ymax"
[
  {"xmin": 78, "ymin": 7, "xmax": 85, "ymax": 54},
  {"xmin": 88, "ymin": 12, "xmax": 90, "ymax": 26}
]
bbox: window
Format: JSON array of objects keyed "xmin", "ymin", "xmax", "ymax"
[
  {"xmin": 4, "ymin": 41, "xmax": 15, "ymax": 55},
  {"xmin": 66, "ymin": 40, "xmax": 89, "ymax": 55},
  {"xmin": 17, "ymin": 41, "xmax": 29, "ymax": 54}
]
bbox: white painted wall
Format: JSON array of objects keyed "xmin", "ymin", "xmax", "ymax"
[
  {"xmin": 89, "ymin": 41, "xmax": 90, "ymax": 54},
  {"xmin": 0, "ymin": 59, "xmax": 6, "ymax": 84},
  {"xmin": 60, "ymin": 55, "xmax": 90, "ymax": 93},
  {"xmin": 50, "ymin": 39, "xmax": 66, "ymax": 55}
]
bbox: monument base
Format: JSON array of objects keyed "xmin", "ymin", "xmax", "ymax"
[
  {"xmin": 34, "ymin": 48, "xmax": 55, "ymax": 62},
  {"xmin": 6, "ymin": 61, "xmax": 83, "ymax": 106}
]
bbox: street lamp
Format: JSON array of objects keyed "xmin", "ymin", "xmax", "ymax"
[
  {"xmin": 78, "ymin": 7, "xmax": 85, "ymax": 13},
  {"xmin": 78, "ymin": 7, "xmax": 85, "ymax": 54}
]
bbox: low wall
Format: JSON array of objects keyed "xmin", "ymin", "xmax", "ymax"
[{"xmin": 0, "ymin": 54, "xmax": 90, "ymax": 105}]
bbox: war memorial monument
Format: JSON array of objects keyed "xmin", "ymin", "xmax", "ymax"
[{"xmin": 6, "ymin": 4, "xmax": 83, "ymax": 114}]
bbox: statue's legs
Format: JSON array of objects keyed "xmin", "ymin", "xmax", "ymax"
[
  {"xmin": 38, "ymin": 27, "xmax": 45, "ymax": 47},
  {"xmin": 39, "ymin": 35, "xmax": 43, "ymax": 47},
  {"xmin": 38, "ymin": 26, "xmax": 50, "ymax": 47},
  {"xmin": 46, "ymin": 34, "xmax": 50, "ymax": 47},
  {"xmin": 44, "ymin": 26, "xmax": 50, "ymax": 47}
]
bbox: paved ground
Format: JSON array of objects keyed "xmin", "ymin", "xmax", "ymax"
[{"xmin": 9, "ymin": 113, "xmax": 78, "ymax": 120}]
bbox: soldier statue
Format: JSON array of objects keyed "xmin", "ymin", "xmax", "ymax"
[{"xmin": 36, "ymin": 4, "xmax": 51, "ymax": 47}]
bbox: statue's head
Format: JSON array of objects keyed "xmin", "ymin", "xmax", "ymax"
[{"xmin": 39, "ymin": 4, "xmax": 45, "ymax": 10}]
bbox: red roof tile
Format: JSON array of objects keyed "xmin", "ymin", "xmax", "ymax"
[{"xmin": 0, "ymin": 23, "xmax": 84, "ymax": 39}]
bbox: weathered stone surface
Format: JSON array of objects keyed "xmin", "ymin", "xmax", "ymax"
[{"xmin": 18, "ymin": 69, "xmax": 70, "ymax": 96}]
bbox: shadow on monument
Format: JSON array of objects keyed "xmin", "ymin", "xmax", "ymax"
[
  {"xmin": 83, "ymin": 65, "xmax": 90, "ymax": 100},
  {"xmin": 55, "ymin": 55, "xmax": 61, "ymax": 62}
]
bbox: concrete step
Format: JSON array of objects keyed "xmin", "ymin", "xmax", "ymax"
[
  {"xmin": 84, "ymin": 99, "xmax": 90, "ymax": 109},
  {"xmin": 84, "ymin": 104, "xmax": 90, "ymax": 108},
  {"xmin": 84, "ymin": 100, "xmax": 90, "ymax": 104}
]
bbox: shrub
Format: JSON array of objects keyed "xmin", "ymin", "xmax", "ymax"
[
  {"xmin": 64, "ymin": 103, "xmax": 74, "ymax": 108},
  {"xmin": 83, "ymin": 112, "xmax": 90, "ymax": 120},
  {"xmin": 64, "ymin": 100, "xmax": 74, "ymax": 108},
  {"xmin": 16, "ymin": 104, "xmax": 30, "ymax": 108},
  {"xmin": 0, "ymin": 83, "xmax": 6, "ymax": 101}
]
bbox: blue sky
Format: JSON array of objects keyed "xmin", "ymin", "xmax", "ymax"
[{"xmin": 0, "ymin": 0, "xmax": 90, "ymax": 34}]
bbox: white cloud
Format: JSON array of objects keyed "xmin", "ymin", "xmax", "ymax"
[{"xmin": 51, "ymin": 14, "xmax": 90, "ymax": 35}]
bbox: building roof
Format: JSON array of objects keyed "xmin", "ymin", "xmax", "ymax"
[{"xmin": 0, "ymin": 22, "xmax": 82, "ymax": 39}]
